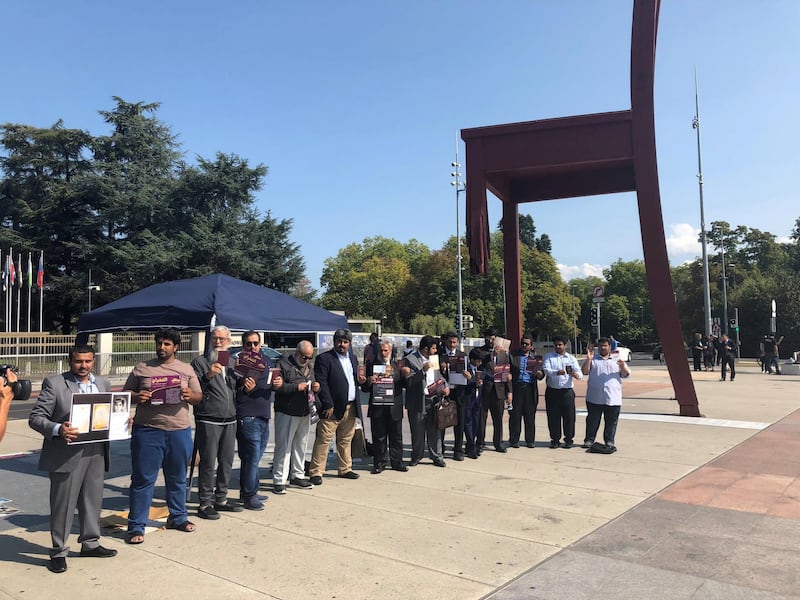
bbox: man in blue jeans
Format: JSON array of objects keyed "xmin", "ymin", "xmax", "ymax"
[
  {"xmin": 235, "ymin": 331, "xmax": 281, "ymax": 509},
  {"xmin": 123, "ymin": 329, "xmax": 203, "ymax": 544}
]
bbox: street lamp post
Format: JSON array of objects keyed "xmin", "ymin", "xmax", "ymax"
[
  {"xmin": 719, "ymin": 228, "xmax": 729, "ymax": 335},
  {"xmin": 87, "ymin": 269, "xmax": 100, "ymax": 312},
  {"xmin": 693, "ymin": 70, "xmax": 712, "ymax": 337},
  {"xmin": 451, "ymin": 139, "xmax": 466, "ymax": 348},
  {"xmin": 570, "ymin": 286, "xmax": 578, "ymax": 354}
]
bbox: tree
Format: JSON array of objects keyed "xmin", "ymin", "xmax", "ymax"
[
  {"xmin": 319, "ymin": 237, "xmax": 426, "ymax": 326},
  {"xmin": 1, "ymin": 98, "xmax": 307, "ymax": 332}
]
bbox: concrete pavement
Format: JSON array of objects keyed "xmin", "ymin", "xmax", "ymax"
[{"xmin": 1, "ymin": 361, "xmax": 799, "ymax": 599}]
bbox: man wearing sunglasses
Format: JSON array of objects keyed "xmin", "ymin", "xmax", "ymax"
[
  {"xmin": 272, "ymin": 341, "xmax": 317, "ymax": 494},
  {"xmin": 509, "ymin": 335, "xmax": 545, "ymax": 448},
  {"xmin": 235, "ymin": 331, "xmax": 282, "ymax": 509}
]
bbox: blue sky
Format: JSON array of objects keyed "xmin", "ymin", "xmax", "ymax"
[{"xmin": 3, "ymin": 1, "xmax": 797, "ymax": 290}]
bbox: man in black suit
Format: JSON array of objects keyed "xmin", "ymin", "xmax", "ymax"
[
  {"xmin": 29, "ymin": 345, "xmax": 118, "ymax": 574},
  {"xmin": 308, "ymin": 329, "xmax": 366, "ymax": 484},
  {"xmin": 480, "ymin": 340, "xmax": 512, "ymax": 453},
  {"xmin": 440, "ymin": 331, "xmax": 467, "ymax": 461},
  {"xmin": 508, "ymin": 335, "xmax": 545, "ymax": 448},
  {"xmin": 363, "ymin": 341, "xmax": 407, "ymax": 473},
  {"xmin": 402, "ymin": 335, "xmax": 449, "ymax": 467}
]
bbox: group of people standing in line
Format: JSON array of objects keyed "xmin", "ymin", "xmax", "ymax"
[{"xmin": 26, "ymin": 325, "xmax": 630, "ymax": 574}]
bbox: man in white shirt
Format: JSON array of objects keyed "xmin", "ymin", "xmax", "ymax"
[
  {"xmin": 542, "ymin": 335, "xmax": 582, "ymax": 449},
  {"xmin": 581, "ymin": 337, "xmax": 630, "ymax": 453}
]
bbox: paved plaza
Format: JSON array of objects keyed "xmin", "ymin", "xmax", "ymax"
[{"xmin": 1, "ymin": 361, "xmax": 798, "ymax": 599}]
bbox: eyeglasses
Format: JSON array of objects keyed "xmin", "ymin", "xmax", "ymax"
[
  {"xmin": 298, "ymin": 354, "xmax": 313, "ymax": 361},
  {"xmin": 244, "ymin": 341, "xmax": 260, "ymax": 347},
  {"xmin": 211, "ymin": 337, "xmax": 230, "ymax": 342}
]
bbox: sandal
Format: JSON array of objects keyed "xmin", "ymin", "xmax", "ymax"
[
  {"xmin": 166, "ymin": 519, "xmax": 196, "ymax": 532},
  {"xmin": 126, "ymin": 531, "xmax": 145, "ymax": 544}
]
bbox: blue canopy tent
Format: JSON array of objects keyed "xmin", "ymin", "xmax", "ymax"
[{"xmin": 76, "ymin": 274, "xmax": 347, "ymax": 340}]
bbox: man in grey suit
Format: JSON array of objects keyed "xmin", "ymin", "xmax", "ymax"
[{"xmin": 29, "ymin": 345, "xmax": 118, "ymax": 574}]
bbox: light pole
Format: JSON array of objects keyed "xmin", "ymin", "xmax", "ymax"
[
  {"xmin": 693, "ymin": 70, "xmax": 712, "ymax": 337},
  {"xmin": 451, "ymin": 139, "xmax": 466, "ymax": 348},
  {"xmin": 718, "ymin": 226, "xmax": 729, "ymax": 335},
  {"xmin": 87, "ymin": 269, "xmax": 100, "ymax": 312},
  {"xmin": 570, "ymin": 286, "xmax": 578, "ymax": 354}
]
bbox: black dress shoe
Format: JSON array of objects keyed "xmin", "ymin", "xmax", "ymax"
[
  {"xmin": 432, "ymin": 459, "xmax": 446, "ymax": 467},
  {"xmin": 549, "ymin": 441, "xmax": 559, "ymax": 449},
  {"xmin": 467, "ymin": 451, "xmax": 478, "ymax": 459},
  {"xmin": 391, "ymin": 463, "xmax": 409, "ymax": 472},
  {"xmin": 408, "ymin": 459, "xmax": 420, "ymax": 467},
  {"xmin": 338, "ymin": 470, "xmax": 360, "ymax": 479},
  {"xmin": 526, "ymin": 442, "xmax": 535, "ymax": 448},
  {"xmin": 509, "ymin": 442, "xmax": 520, "ymax": 449},
  {"xmin": 453, "ymin": 453, "xmax": 465, "ymax": 461},
  {"xmin": 309, "ymin": 475, "xmax": 323, "ymax": 485},
  {"xmin": 214, "ymin": 501, "xmax": 244, "ymax": 513},
  {"xmin": 562, "ymin": 442, "xmax": 574, "ymax": 449},
  {"xmin": 80, "ymin": 545, "xmax": 118, "ymax": 558},
  {"xmin": 371, "ymin": 464, "xmax": 386, "ymax": 474},
  {"xmin": 48, "ymin": 556, "xmax": 67, "ymax": 573},
  {"xmin": 494, "ymin": 445, "xmax": 507, "ymax": 453}
]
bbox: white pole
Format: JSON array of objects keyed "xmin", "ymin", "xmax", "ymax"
[
  {"xmin": 15, "ymin": 253, "xmax": 21, "ymax": 333},
  {"xmin": 39, "ymin": 251, "xmax": 44, "ymax": 333},
  {"xmin": 27, "ymin": 252, "xmax": 32, "ymax": 332}
]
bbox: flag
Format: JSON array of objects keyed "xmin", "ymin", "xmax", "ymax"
[
  {"xmin": 37, "ymin": 252, "xmax": 44, "ymax": 289},
  {"xmin": 8, "ymin": 254, "xmax": 14, "ymax": 287},
  {"xmin": 27, "ymin": 253, "xmax": 32, "ymax": 288},
  {"xmin": 1, "ymin": 253, "xmax": 6, "ymax": 292},
  {"xmin": 17, "ymin": 255, "xmax": 22, "ymax": 288}
]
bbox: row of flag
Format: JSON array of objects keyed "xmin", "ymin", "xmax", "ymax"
[{"xmin": 2, "ymin": 250, "xmax": 44, "ymax": 291}]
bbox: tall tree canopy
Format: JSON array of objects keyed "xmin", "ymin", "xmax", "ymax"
[{"xmin": 1, "ymin": 97, "xmax": 305, "ymax": 332}]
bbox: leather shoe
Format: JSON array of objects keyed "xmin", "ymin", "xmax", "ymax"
[
  {"xmin": 509, "ymin": 442, "xmax": 520, "ymax": 449},
  {"xmin": 309, "ymin": 476, "xmax": 323, "ymax": 485},
  {"xmin": 467, "ymin": 451, "xmax": 478, "ymax": 459},
  {"xmin": 338, "ymin": 471, "xmax": 360, "ymax": 479},
  {"xmin": 562, "ymin": 442, "xmax": 574, "ymax": 449},
  {"xmin": 391, "ymin": 463, "xmax": 409, "ymax": 472},
  {"xmin": 48, "ymin": 556, "xmax": 67, "ymax": 573},
  {"xmin": 80, "ymin": 545, "xmax": 118, "ymax": 558},
  {"xmin": 494, "ymin": 446, "xmax": 507, "ymax": 453},
  {"xmin": 549, "ymin": 441, "xmax": 559, "ymax": 449},
  {"xmin": 197, "ymin": 505, "xmax": 220, "ymax": 520},
  {"xmin": 526, "ymin": 442, "xmax": 535, "ymax": 448},
  {"xmin": 408, "ymin": 459, "xmax": 420, "ymax": 467},
  {"xmin": 433, "ymin": 459, "xmax": 446, "ymax": 468},
  {"xmin": 214, "ymin": 501, "xmax": 244, "ymax": 513},
  {"xmin": 371, "ymin": 464, "xmax": 386, "ymax": 474},
  {"xmin": 452, "ymin": 453, "xmax": 465, "ymax": 461}
]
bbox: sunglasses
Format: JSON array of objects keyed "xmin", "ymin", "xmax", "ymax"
[{"xmin": 244, "ymin": 341, "xmax": 260, "ymax": 347}]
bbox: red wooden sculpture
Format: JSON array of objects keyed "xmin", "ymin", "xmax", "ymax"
[{"xmin": 460, "ymin": 0, "xmax": 701, "ymax": 415}]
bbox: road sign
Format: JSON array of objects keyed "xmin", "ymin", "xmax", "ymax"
[{"xmin": 592, "ymin": 286, "xmax": 605, "ymax": 298}]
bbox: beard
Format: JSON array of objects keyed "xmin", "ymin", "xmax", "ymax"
[{"xmin": 208, "ymin": 349, "xmax": 219, "ymax": 363}]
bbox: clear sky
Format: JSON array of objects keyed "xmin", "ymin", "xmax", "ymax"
[{"xmin": 3, "ymin": 1, "xmax": 797, "ymax": 290}]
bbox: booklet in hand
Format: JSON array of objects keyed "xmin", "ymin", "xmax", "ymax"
[
  {"xmin": 493, "ymin": 363, "xmax": 510, "ymax": 383},
  {"xmin": 150, "ymin": 375, "xmax": 183, "ymax": 405},
  {"xmin": 235, "ymin": 350, "xmax": 267, "ymax": 379},
  {"xmin": 426, "ymin": 378, "xmax": 447, "ymax": 396}
]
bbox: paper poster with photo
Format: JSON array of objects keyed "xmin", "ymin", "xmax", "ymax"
[
  {"xmin": 447, "ymin": 355, "xmax": 468, "ymax": 385},
  {"xmin": 68, "ymin": 392, "xmax": 132, "ymax": 444}
]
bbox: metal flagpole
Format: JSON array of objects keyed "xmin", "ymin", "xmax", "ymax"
[
  {"xmin": 27, "ymin": 252, "xmax": 32, "ymax": 332},
  {"xmin": 38, "ymin": 251, "xmax": 44, "ymax": 333},
  {"xmin": 15, "ymin": 253, "xmax": 21, "ymax": 332},
  {"xmin": 693, "ymin": 69, "xmax": 713, "ymax": 338},
  {"xmin": 6, "ymin": 249, "xmax": 12, "ymax": 332}
]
